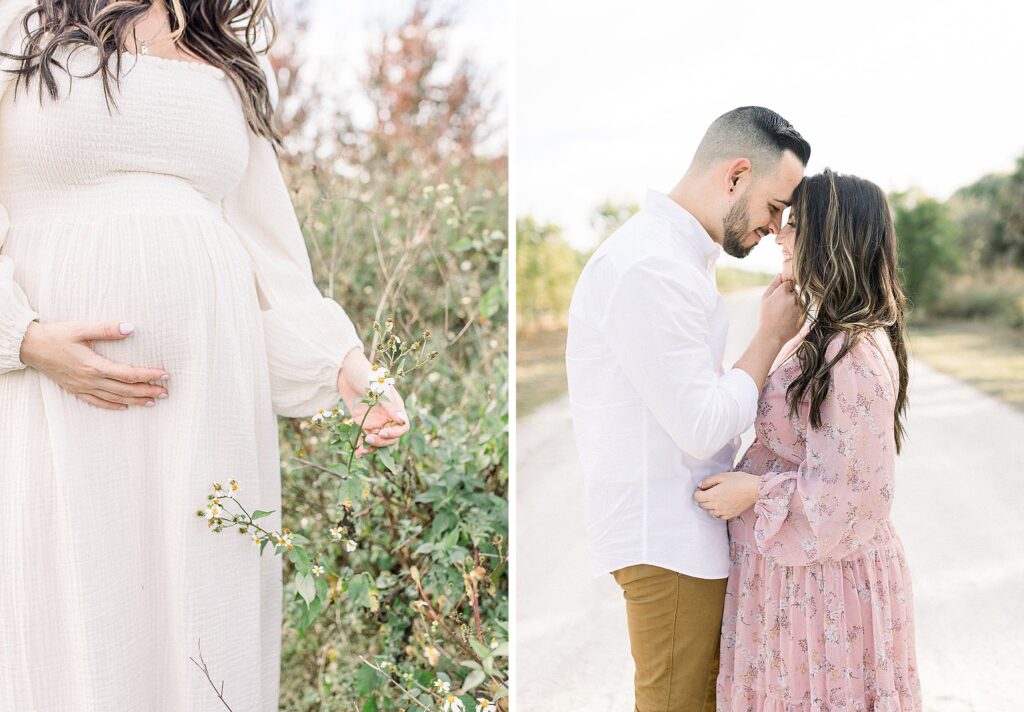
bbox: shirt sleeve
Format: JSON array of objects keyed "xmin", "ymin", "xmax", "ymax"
[
  {"xmin": 600, "ymin": 255, "xmax": 759, "ymax": 460},
  {"xmin": 221, "ymin": 53, "xmax": 363, "ymax": 418},
  {"xmin": 0, "ymin": 0, "xmax": 40, "ymax": 375},
  {"xmin": 752, "ymin": 335, "xmax": 898, "ymax": 565}
]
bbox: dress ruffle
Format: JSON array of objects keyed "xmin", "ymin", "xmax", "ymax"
[{"xmin": 718, "ymin": 520, "xmax": 921, "ymax": 710}]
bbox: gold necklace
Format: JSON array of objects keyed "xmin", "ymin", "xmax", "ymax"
[{"xmin": 135, "ymin": 6, "xmax": 171, "ymax": 55}]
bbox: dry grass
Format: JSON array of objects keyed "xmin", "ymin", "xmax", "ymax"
[
  {"xmin": 516, "ymin": 326, "xmax": 569, "ymax": 418},
  {"xmin": 909, "ymin": 321, "xmax": 1024, "ymax": 412}
]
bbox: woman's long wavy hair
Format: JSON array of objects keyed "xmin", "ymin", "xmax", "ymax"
[
  {"xmin": 786, "ymin": 168, "xmax": 910, "ymax": 452},
  {"xmin": 1, "ymin": 0, "xmax": 282, "ymax": 148}
]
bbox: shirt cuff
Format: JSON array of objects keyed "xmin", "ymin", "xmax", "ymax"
[{"xmin": 719, "ymin": 367, "xmax": 760, "ymax": 430}]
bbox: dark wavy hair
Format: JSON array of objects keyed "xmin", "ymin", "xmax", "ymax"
[
  {"xmin": 786, "ymin": 168, "xmax": 910, "ymax": 452},
  {"xmin": 0, "ymin": 0, "xmax": 282, "ymax": 148}
]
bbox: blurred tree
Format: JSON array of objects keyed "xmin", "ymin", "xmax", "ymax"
[
  {"xmin": 590, "ymin": 199, "xmax": 639, "ymax": 248},
  {"xmin": 947, "ymin": 172, "xmax": 1006, "ymax": 269},
  {"xmin": 890, "ymin": 190, "xmax": 961, "ymax": 313},
  {"xmin": 993, "ymin": 155, "xmax": 1024, "ymax": 268},
  {"xmin": 516, "ymin": 218, "xmax": 586, "ymax": 332},
  {"xmin": 347, "ymin": 0, "xmax": 498, "ymax": 174}
]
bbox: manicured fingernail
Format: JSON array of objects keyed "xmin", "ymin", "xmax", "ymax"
[
  {"xmin": 397, "ymin": 411, "xmax": 407, "ymax": 423},
  {"xmin": 159, "ymin": 374, "xmax": 170, "ymax": 381},
  {"xmin": 120, "ymin": 322, "xmax": 134, "ymax": 335},
  {"xmin": 157, "ymin": 393, "xmax": 168, "ymax": 399},
  {"xmin": 145, "ymin": 400, "xmax": 156, "ymax": 407},
  {"xmin": 365, "ymin": 435, "xmax": 375, "ymax": 445}
]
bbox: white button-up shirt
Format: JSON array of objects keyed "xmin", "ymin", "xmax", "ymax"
[{"xmin": 565, "ymin": 189, "xmax": 760, "ymax": 579}]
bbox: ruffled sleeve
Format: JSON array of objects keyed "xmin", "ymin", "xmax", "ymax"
[
  {"xmin": 0, "ymin": 0, "xmax": 40, "ymax": 375},
  {"xmin": 221, "ymin": 53, "xmax": 364, "ymax": 418},
  {"xmin": 752, "ymin": 333, "xmax": 899, "ymax": 565}
]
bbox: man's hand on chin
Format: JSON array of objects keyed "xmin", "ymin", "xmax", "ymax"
[{"xmin": 693, "ymin": 471, "xmax": 760, "ymax": 521}]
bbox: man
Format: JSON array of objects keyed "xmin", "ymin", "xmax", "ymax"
[{"xmin": 564, "ymin": 106, "xmax": 810, "ymax": 711}]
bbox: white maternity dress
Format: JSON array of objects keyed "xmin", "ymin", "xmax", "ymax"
[{"xmin": 0, "ymin": 2, "xmax": 363, "ymax": 709}]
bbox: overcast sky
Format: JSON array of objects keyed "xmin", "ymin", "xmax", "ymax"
[{"xmin": 516, "ymin": 0, "xmax": 1024, "ymax": 272}]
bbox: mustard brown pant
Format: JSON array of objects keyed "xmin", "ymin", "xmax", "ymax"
[{"xmin": 612, "ymin": 564, "xmax": 727, "ymax": 712}]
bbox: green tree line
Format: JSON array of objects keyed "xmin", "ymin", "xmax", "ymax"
[{"xmin": 518, "ymin": 154, "xmax": 1024, "ymax": 333}]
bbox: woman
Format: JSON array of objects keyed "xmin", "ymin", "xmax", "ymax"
[
  {"xmin": 0, "ymin": 1, "xmax": 408, "ymax": 708},
  {"xmin": 694, "ymin": 169, "xmax": 922, "ymax": 709}
]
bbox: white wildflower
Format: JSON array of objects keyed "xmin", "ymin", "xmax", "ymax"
[
  {"xmin": 442, "ymin": 694, "xmax": 465, "ymax": 712},
  {"xmin": 368, "ymin": 363, "xmax": 395, "ymax": 395}
]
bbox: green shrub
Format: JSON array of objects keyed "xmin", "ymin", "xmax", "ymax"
[
  {"xmin": 929, "ymin": 271, "xmax": 1024, "ymax": 328},
  {"xmin": 275, "ymin": 163, "xmax": 508, "ymax": 711}
]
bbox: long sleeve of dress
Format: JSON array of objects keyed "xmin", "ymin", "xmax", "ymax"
[
  {"xmin": 221, "ymin": 53, "xmax": 364, "ymax": 418},
  {"xmin": 0, "ymin": 0, "xmax": 39, "ymax": 375},
  {"xmin": 752, "ymin": 334, "xmax": 898, "ymax": 566}
]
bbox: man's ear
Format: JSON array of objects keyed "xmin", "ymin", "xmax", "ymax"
[{"xmin": 724, "ymin": 158, "xmax": 752, "ymax": 194}]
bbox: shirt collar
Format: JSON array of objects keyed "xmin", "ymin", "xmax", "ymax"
[{"xmin": 642, "ymin": 189, "xmax": 723, "ymax": 269}]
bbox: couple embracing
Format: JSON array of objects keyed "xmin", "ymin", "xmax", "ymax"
[{"xmin": 565, "ymin": 107, "xmax": 922, "ymax": 710}]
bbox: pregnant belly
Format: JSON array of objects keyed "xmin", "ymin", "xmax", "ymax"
[{"xmin": 3, "ymin": 211, "xmax": 261, "ymax": 376}]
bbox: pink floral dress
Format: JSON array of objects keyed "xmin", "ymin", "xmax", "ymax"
[{"xmin": 717, "ymin": 328, "xmax": 922, "ymax": 711}]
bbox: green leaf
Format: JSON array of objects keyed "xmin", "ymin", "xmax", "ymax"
[
  {"xmin": 356, "ymin": 664, "xmax": 381, "ymax": 696},
  {"xmin": 251, "ymin": 510, "xmax": 275, "ymax": 520},
  {"xmin": 375, "ymin": 447, "xmax": 398, "ymax": 473},
  {"xmin": 289, "ymin": 546, "xmax": 311, "ymax": 575},
  {"xmin": 315, "ymin": 574, "xmax": 329, "ymax": 601},
  {"xmin": 459, "ymin": 669, "xmax": 486, "ymax": 693},
  {"xmin": 468, "ymin": 639, "xmax": 491, "ymax": 659},
  {"xmin": 346, "ymin": 572, "xmax": 378, "ymax": 610},
  {"xmin": 479, "ymin": 283, "xmax": 504, "ymax": 320},
  {"xmin": 296, "ymin": 572, "xmax": 316, "ymax": 607},
  {"xmin": 337, "ymin": 476, "xmax": 363, "ymax": 503}
]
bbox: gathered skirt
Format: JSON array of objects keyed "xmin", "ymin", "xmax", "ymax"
[
  {"xmin": 717, "ymin": 516, "xmax": 922, "ymax": 712},
  {"xmin": 0, "ymin": 199, "xmax": 284, "ymax": 711}
]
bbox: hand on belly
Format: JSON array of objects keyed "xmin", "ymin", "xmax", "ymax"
[{"xmin": 19, "ymin": 320, "xmax": 171, "ymax": 410}]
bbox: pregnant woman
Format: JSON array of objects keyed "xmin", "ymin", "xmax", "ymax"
[
  {"xmin": 694, "ymin": 170, "xmax": 922, "ymax": 709},
  {"xmin": 0, "ymin": 1, "xmax": 408, "ymax": 709}
]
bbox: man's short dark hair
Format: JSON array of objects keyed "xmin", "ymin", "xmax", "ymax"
[{"xmin": 692, "ymin": 106, "xmax": 811, "ymax": 172}]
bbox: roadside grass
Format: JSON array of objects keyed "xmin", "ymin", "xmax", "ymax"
[{"xmin": 908, "ymin": 320, "xmax": 1024, "ymax": 412}]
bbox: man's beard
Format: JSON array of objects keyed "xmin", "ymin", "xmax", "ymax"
[{"xmin": 722, "ymin": 194, "xmax": 755, "ymax": 258}]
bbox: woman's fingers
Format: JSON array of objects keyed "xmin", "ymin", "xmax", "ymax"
[
  {"xmin": 75, "ymin": 321, "xmax": 136, "ymax": 342},
  {"xmin": 97, "ymin": 358, "xmax": 170, "ymax": 386},
  {"xmin": 373, "ymin": 421, "xmax": 409, "ymax": 441},
  {"xmin": 88, "ymin": 388, "xmax": 158, "ymax": 408},
  {"xmin": 77, "ymin": 393, "xmax": 127, "ymax": 411},
  {"xmin": 97, "ymin": 376, "xmax": 168, "ymax": 401}
]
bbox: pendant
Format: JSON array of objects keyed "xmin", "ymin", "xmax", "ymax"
[{"xmin": 141, "ymin": 41, "xmax": 150, "ymax": 55}]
